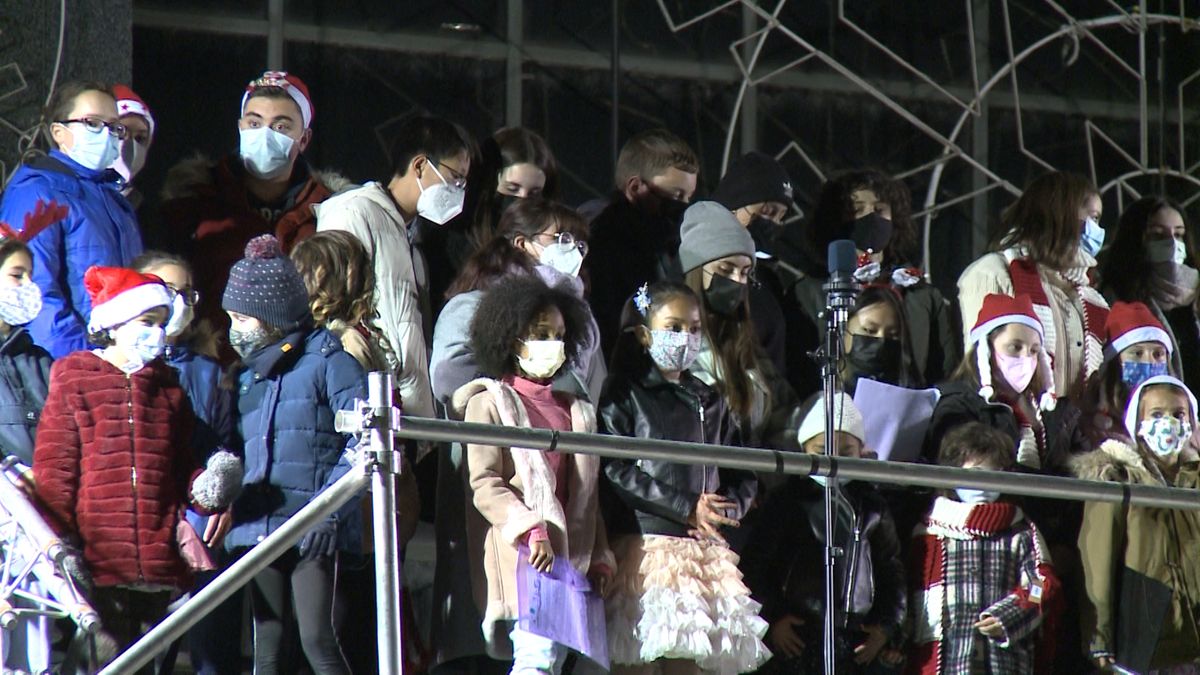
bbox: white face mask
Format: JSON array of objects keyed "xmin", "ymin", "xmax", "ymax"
[
  {"xmin": 1138, "ymin": 416, "xmax": 1192, "ymax": 458},
  {"xmin": 0, "ymin": 281, "xmax": 42, "ymax": 326},
  {"xmin": 416, "ymin": 163, "xmax": 465, "ymax": 225},
  {"xmin": 112, "ymin": 322, "xmax": 166, "ymax": 372},
  {"xmin": 239, "ymin": 127, "xmax": 295, "ymax": 180},
  {"xmin": 63, "ymin": 122, "xmax": 120, "ymax": 171},
  {"xmin": 517, "ymin": 339, "xmax": 566, "ymax": 380},
  {"xmin": 539, "ymin": 242, "xmax": 585, "ymax": 278},
  {"xmin": 1146, "ymin": 237, "xmax": 1187, "ymax": 266},
  {"xmin": 112, "ymin": 137, "xmax": 148, "ymax": 185},
  {"xmin": 955, "ymin": 487, "xmax": 1001, "ymax": 504},
  {"xmin": 164, "ymin": 293, "xmax": 194, "ymax": 338}
]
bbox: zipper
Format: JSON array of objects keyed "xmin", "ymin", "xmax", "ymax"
[
  {"xmin": 126, "ymin": 374, "xmax": 144, "ymax": 583},
  {"xmin": 843, "ymin": 507, "xmax": 862, "ymax": 620}
]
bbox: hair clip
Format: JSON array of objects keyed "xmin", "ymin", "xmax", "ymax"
[{"xmin": 634, "ymin": 283, "xmax": 652, "ymax": 317}]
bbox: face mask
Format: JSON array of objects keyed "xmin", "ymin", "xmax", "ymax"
[
  {"xmin": 955, "ymin": 487, "xmax": 1001, "ymax": 504},
  {"xmin": 517, "ymin": 339, "xmax": 566, "ymax": 380},
  {"xmin": 647, "ymin": 329, "xmax": 702, "ymax": 372},
  {"xmin": 112, "ymin": 322, "xmax": 166, "ymax": 370},
  {"xmin": 417, "ymin": 163, "xmax": 465, "ymax": 225},
  {"xmin": 704, "ymin": 273, "xmax": 747, "ymax": 316},
  {"xmin": 1146, "ymin": 237, "xmax": 1186, "ymax": 266},
  {"xmin": 229, "ymin": 324, "xmax": 271, "ymax": 358},
  {"xmin": 747, "ymin": 216, "xmax": 780, "ymax": 257},
  {"xmin": 0, "ymin": 281, "xmax": 42, "ymax": 326},
  {"xmin": 846, "ymin": 334, "xmax": 901, "ymax": 381},
  {"xmin": 850, "ymin": 212, "xmax": 893, "ymax": 253},
  {"xmin": 164, "ymin": 293, "xmax": 194, "ymax": 338},
  {"xmin": 1121, "ymin": 360, "xmax": 1169, "ymax": 389},
  {"xmin": 995, "ymin": 352, "xmax": 1037, "ymax": 392},
  {"xmin": 63, "ymin": 122, "xmax": 120, "ymax": 171},
  {"xmin": 239, "ymin": 127, "xmax": 295, "ymax": 180},
  {"xmin": 1138, "ymin": 416, "xmax": 1192, "ymax": 458},
  {"xmin": 1081, "ymin": 217, "xmax": 1105, "ymax": 257},
  {"xmin": 112, "ymin": 137, "xmax": 148, "ymax": 184},
  {"xmin": 539, "ymin": 243, "xmax": 584, "ymax": 278}
]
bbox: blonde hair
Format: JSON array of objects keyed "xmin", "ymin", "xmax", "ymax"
[{"xmin": 290, "ymin": 230, "xmax": 377, "ymax": 329}]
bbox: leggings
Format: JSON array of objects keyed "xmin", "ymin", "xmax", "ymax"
[{"xmin": 249, "ymin": 549, "xmax": 349, "ymax": 675}]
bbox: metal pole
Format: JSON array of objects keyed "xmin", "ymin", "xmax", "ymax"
[
  {"xmin": 611, "ymin": 0, "xmax": 620, "ymax": 171},
  {"xmin": 267, "ymin": 0, "xmax": 285, "ymax": 70},
  {"xmin": 505, "ymin": 0, "xmax": 523, "ymax": 127},
  {"xmin": 392, "ymin": 417, "xmax": 1200, "ymax": 511},
  {"xmin": 820, "ymin": 315, "xmax": 842, "ymax": 675},
  {"xmin": 368, "ymin": 372, "xmax": 404, "ymax": 675},
  {"xmin": 99, "ymin": 467, "xmax": 371, "ymax": 675}
]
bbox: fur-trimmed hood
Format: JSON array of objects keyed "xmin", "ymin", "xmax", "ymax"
[
  {"xmin": 161, "ymin": 153, "xmax": 352, "ymax": 202},
  {"xmin": 1071, "ymin": 438, "xmax": 1199, "ymax": 485}
]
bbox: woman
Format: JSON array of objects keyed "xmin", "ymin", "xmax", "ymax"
[
  {"xmin": 840, "ymin": 284, "xmax": 923, "ymax": 395},
  {"xmin": 1096, "ymin": 196, "xmax": 1200, "ymax": 388},
  {"xmin": 957, "ymin": 171, "xmax": 1109, "ymax": 400},
  {"xmin": 0, "ymin": 81, "xmax": 142, "ymax": 357},
  {"xmin": 468, "ymin": 127, "xmax": 559, "ymax": 249}
]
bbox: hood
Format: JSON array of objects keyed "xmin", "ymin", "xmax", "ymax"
[{"xmin": 1071, "ymin": 438, "xmax": 1165, "ymax": 485}]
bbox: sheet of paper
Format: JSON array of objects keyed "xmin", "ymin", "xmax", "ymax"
[
  {"xmin": 517, "ymin": 545, "xmax": 609, "ymax": 669},
  {"xmin": 852, "ymin": 379, "xmax": 940, "ymax": 462}
]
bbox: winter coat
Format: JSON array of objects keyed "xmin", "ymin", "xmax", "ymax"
[
  {"xmin": 314, "ymin": 182, "xmax": 434, "ymax": 416},
  {"xmin": 165, "ymin": 344, "xmax": 236, "ymax": 464},
  {"xmin": 225, "ymin": 327, "xmax": 367, "ymax": 553},
  {"xmin": 450, "ymin": 378, "xmax": 614, "ymax": 658},
  {"xmin": 740, "ymin": 478, "xmax": 907, "ymax": 653},
  {"xmin": 690, "ymin": 336, "xmax": 804, "ymax": 451},
  {"xmin": 0, "ymin": 328, "xmax": 52, "ymax": 467},
  {"xmin": 1073, "ymin": 440, "xmax": 1200, "ymax": 672},
  {"xmin": 598, "ymin": 363, "xmax": 756, "ymax": 538},
  {"xmin": 0, "ymin": 152, "xmax": 142, "ymax": 357},
  {"xmin": 33, "ymin": 352, "xmax": 200, "ymax": 589},
  {"xmin": 157, "ymin": 155, "xmax": 349, "ymax": 355}
]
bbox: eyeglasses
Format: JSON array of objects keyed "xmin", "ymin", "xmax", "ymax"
[
  {"xmin": 170, "ymin": 287, "xmax": 200, "ymax": 307},
  {"xmin": 436, "ymin": 162, "xmax": 468, "ymax": 189},
  {"xmin": 537, "ymin": 231, "xmax": 589, "ymax": 257},
  {"xmin": 57, "ymin": 117, "xmax": 127, "ymax": 140}
]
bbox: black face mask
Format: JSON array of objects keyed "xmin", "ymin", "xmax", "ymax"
[
  {"xmin": 845, "ymin": 334, "xmax": 901, "ymax": 382},
  {"xmin": 704, "ymin": 273, "xmax": 748, "ymax": 316},
  {"xmin": 747, "ymin": 216, "xmax": 781, "ymax": 256},
  {"xmin": 850, "ymin": 212, "xmax": 894, "ymax": 254}
]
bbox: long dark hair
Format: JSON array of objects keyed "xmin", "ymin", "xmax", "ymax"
[
  {"xmin": 466, "ymin": 128, "xmax": 559, "ymax": 252},
  {"xmin": 992, "ymin": 171, "xmax": 1098, "ymax": 271},
  {"xmin": 609, "ymin": 281, "xmax": 699, "ymax": 378},
  {"xmin": 1097, "ymin": 196, "xmax": 1191, "ymax": 303},
  {"xmin": 683, "ymin": 268, "xmax": 762, "ymax": 422},
  {"xmin": 849, "ymin": 285, "xmax": 923, "ymax": 388},
  {"xmin": 446, "ymin": 198, "xmax": 587, "ymax": 299}
]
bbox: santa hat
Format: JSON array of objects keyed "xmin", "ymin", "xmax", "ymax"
[
  {"xmin": 112, "ymin": 84, "xmax": 154, "ymax": 136},
  {"xmin": 1123, "ymin": 374, "xmax": 1199, "ymax": 440},
  {"xmin": 796, "ymin": 393, "xmax": 866, "ymax": 448},
  {"xmin": 969, "ymin": 293, "xmax": 1056, "ymax": 411},
  {"xmin": 85, "ymin": 266, "xmax": 173, "ymax": 333},
  {"xmin": 1105, "ymin": 301, "xmax": 1172, "ymax": 359},
  {"xmin": 241, "ymin": 70, "xmax": 313, "ymax": 129}
]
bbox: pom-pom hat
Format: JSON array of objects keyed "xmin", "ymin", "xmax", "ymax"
[
  {"xmin": 241, "ymin": 70, "xmax": 313, "ymax": 129},
  {"xmin": 85, "ymin": 266, "xmax": 173, "ymax": 333},
  {"xmin": 1105, "ymin": 301, "xmax": 1172, "ymax": 359},
  {"xmin": 112, "ymin": 84, "xmax": 154, "ymax": 136},
  {"xmin": 970, "ymin": 293, "xmax": 1056, "ymax": 411},
  {"xmin": 222, "ymin": 235, "xmax": 311, "ymax": 331}
]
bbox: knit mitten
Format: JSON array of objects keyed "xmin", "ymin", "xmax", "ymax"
[{"xmin": 192, "ymin": 450, "xmax": 244, "ymax": 512}]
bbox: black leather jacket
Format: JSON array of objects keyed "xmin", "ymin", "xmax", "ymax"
[{"xmin": 599, "ymin": 365, "xmax": 757, "ymax": 538}]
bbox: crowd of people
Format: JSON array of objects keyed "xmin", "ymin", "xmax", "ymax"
[{"xmin": 0, "ymin": 69, "xmax": 1197, "ymax": 675}]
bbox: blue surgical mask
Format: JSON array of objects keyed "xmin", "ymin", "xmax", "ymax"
[
  {"xmin": 63, "ymin": 122, "xmax": 120, "ymax": 171},
  {"xmin": 1081, "ymin": 217, "xmax": 1105, "ymax": 257},
  {"xmin": 955, "ymin": 487, "xmax": 1001, "ymax": 504},
  {"xmin": 239, "ymin": 127, "xmax": 295, "ymax": 180},
  {"xmin": 1121, "ymin": 360, "xmax": 1169, "ymax": 389}
]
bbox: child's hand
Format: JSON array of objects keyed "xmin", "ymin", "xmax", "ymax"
[
  {"xmin": 767, "ymin": 614, "xmax": 806, "ymax": 658},
  {"xmin": 203, "ymin": 509, "xmax": 234, "ymax": 549},
  {"xmin": 529, "ymin": 539, "xmax": 555, "ymax": 573},
  {"xmin": 974, "ymin": 615, "xmax": 1006, "ymax": 639},
  {"xmin": 688, "ymin": 493, "xmax": 739, "ymax": 539},
  {"xmin": 853, "ymin": 624, "xmax": 889, "ymax": 664}
]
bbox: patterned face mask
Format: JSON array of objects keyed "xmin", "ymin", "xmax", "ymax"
[
  {"xmin": 0, "ymin": 281, "xmax": 42, "ymax": 326},
  {"xmin": 1138, "ymin": 416, "xmax": 1192, "ymax": 457},
  {"xmin": 1121, "ymin": 360, "xmax": 1169, "ymax": 389},
  {"xmin": 229, "ymin": 323, "xmax": 271, "ymax": 358},
  {"xmin": 647, "ymin": 329, "xmax": 702, "ymax": 372}
]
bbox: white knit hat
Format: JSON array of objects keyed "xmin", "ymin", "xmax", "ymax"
[{"xmin": 797, "ymin": 393, "xmax": 866, "ymax": 448}]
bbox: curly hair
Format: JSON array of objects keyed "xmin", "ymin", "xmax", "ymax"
[
  {"xmin": 609, "ymin": 280, "xmax": 700, "ymax": 377},
  {"xmin": 289, "ymin": 230, "xmax": 377, "ymax": 329},
  {"xmin": 469, "ymin": 275, "xmax": 593, "ymax": 379}
]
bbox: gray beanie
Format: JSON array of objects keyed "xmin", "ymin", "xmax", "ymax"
[
  {"xmin": 678, "ymin": 201, "xmax": 757, "ymax": 274},
  {"xmin": 222, "ymin": 235, "xmax": 312, "ymax": 331}
]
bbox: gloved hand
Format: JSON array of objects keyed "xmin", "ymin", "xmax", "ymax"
[{"xmin": 298, "ymin": 518, "xmax": 338, "ymax": 561}]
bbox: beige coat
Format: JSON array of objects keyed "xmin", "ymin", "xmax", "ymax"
[{"xmin": 451, "ymin": 378, "xmax": 615, "ymax": 658}]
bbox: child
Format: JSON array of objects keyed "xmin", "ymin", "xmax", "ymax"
[
  {"xmin": 0, "ymin": 238, "xmax": 52, "ymax": 475},
  {"xmin": 1074, "ymin": 375, "xmax": 1200, "ymax": 673},
  {"xmin": 451, "ymin": 274, "xmax": 613, "ymax": 672},
  {"xmin": 601, "ymin": 280, "xmax": 768, "ymax": 675},
  {"xmin": 741, "ymin": 393, "xmax": 906, "ymax": 674},
  {"xmin": 221, "ymin": 235, "xmax": 367, "ymax": 674},
  {"xmin": 840, "ymin": 285, "xmax": 923, "ymax": 394},
  {"xmin": 33, "ymin": 265, "xmax": 240, "ymax": 661},
  {"xmin": 907, "ymin": 422, "xmax": 1060, "ymax": 675}
]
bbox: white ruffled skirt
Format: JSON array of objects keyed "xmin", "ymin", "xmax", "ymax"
[{"xmin": 606, "ymin": 534, "xmax": 771, "ymax": 675}]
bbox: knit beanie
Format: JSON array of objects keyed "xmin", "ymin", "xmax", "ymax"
[
  {"xmin": 796, "ymin": 392, "xmax": 866, "ymax": 448},
  {"xmin": 712, "ymin": 152, "xmax": 794, "ymax": 211},
  {"xmin": 222, "ymin": 235, "xmax": 311, "ymax": 331},
  {"xmin": 678, "ymin": 201, "xmax": 756, "ymax": 274}
]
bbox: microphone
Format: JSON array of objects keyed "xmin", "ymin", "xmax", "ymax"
[{"xmin": 823, "ymin": 239, "xmax": 859, "ymax": 320}]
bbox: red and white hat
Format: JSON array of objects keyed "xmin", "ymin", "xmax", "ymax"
[
  {"xmin": 241, "ymin": 70, "xmax": 313, "ymax": 129},
  {"xmin": 85, "ymin": 266, "xmax": 173, "ymax": 333},
  {"xmin": 112, "ymin": 84, "xmax": 154, "ymax": 136},
  {"xmin": 970, "ymin": 293, "xmax": 1056, "ymax": 410},
  {"xmin": 1105, "ymin": 301, "xmax": 1172, "ymax": 359}
]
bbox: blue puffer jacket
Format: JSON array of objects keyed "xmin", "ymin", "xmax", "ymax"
[
  {"xmin": 0, "ymin": 328, "xmax": 52, "ymax": 466},
  {"xmin": 0, "ymin": 151, "xmax": 142, "ymax": 358},
  {"xmin": 166, "ymin": 344, "xmax": 236, "ymax": 462},
  {"xmin": 225, "ymin": 327, "xmax": 367, "ymax": 553}
]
